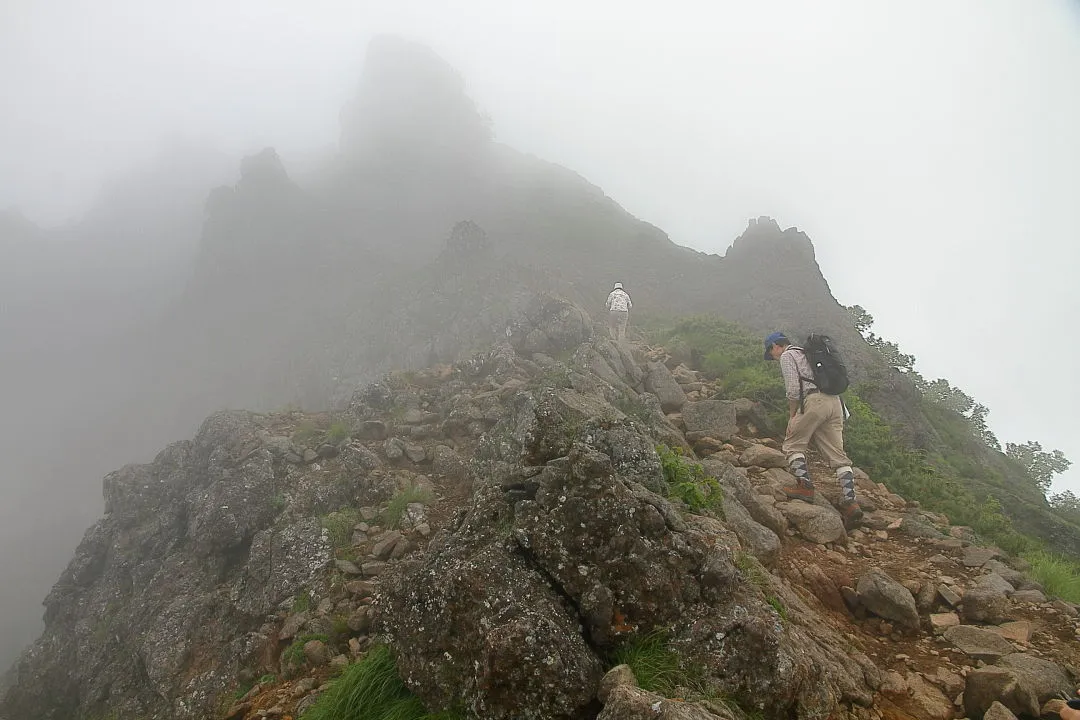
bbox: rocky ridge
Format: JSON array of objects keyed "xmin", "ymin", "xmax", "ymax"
[{"xmin": 3, "ymin": 298, "xmax": 1077, "ymax": 720}]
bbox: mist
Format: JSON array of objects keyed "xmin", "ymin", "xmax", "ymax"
[{"xmin": 2, "ymin": 0, "xmax": 1078, "ymax": 674}]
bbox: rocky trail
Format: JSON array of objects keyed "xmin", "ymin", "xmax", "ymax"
[{"xmin": 4, "ymin": 300, "xmax": 1077, "ymax": 720}]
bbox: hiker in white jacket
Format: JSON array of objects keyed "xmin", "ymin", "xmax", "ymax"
[{"xmin": 605, "ymin": 282, "xmax": 632, "ymax": 342}]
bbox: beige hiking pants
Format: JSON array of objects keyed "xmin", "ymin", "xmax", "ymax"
[
  {"xmin": 608, "ymin": 310, "xmax": 629, "ymax": 342},
  {"xmin": 782, "ymin": 392, "xmax": 852, "ymax": 468}
]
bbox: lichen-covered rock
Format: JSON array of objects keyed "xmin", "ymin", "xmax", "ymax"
[
  {"xmin": 384, "ymin": 387, "xmax": 878, "ymax": 720},
  {"xmin": 599, "ymin": 684, "xmax": 731, "ymax": 719},
  {"xmin": 681, "ymin": 400, "xmax": 737, "ymax": 440},
  {"xmin": 644, "ymin": 362, "xmax": 687, "ymax": 412}
]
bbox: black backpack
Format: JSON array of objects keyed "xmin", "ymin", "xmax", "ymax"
[{"xmin": 800, "ymin": 334, "xmax": 850, "ymax": 396}]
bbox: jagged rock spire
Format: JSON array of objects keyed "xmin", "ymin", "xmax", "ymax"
[{"xmin": 339, "ymin": 35, "xmax": 492, "ymax": 158}]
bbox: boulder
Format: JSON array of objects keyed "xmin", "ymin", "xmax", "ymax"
[
  {"xmin": 644, "ymin": 362, "xmax": 688, "ymax": 413},
  {"xmin": 702, "ymin": 458, "xmax": 788, "ymax": 537},
  {"xmin": 962, "ymin": 546, "xmax": 999, "ymax": 568},
  {"xmin": 597, "ymin": 664, "xmax": 637, "ymax": 704},
  {"xmin": 987, "ymin": 621, "xmax": 1032, "ymax": 644},
  {"xmin": 681, "ymin": 400, "xmax": 737, "ymax": 441},
  {"xmin": 739, "ymin": 444, "xmax": 788, "ymax": 469},
  {"xmin": 977, "ymin": 573, "xmax": 1016, "ymax": 596},
  {"xmin": 599, "ymin": 684, "xmax": 728, "ymax": 720},
  {"xmin": 721, "ymin": 494, "xmax": 781, "ymax": 566},
  {"xmin": 963, "ymin": 666, "xmax": 1039, "ymax": 719},
  {"xmin": 996, "ymin": 653, "xmax": 1074, "ymax": 706},
  {"xmin": 431, "ymin": 445, "xmax": 466, "ymax": 479},
  {"xmin": 856, "ymin": 569, "xmax": 920, "ymax": 630},
  {"xmin": 943, "ymin": 624, "xmax": 1016, "ymax": 663},
  {"xmin": 340, "ymin": 441, "xmax": 381, "ymax": 474},
  {"xmin": 776, "ymin": 501, "xmax": 844, "ymax": 544},
  {"xmin": 303, "ymin": 640, "xmax": 330, "ymax": 667},
  {"xmin": 937, "ymin": 584, "xmax": 962, "ymax": 608},
  {"xmin": 1009, "ymin": 589, "xmax": 1047, "ymax": 604},
  {"xmin": 963, "ymin": 583, "xmax": 1012, "ymax": 625},
  {"xmin": 983, "ymin": 701, "xmax": 1018, "ymax": 720},
  {"xmin": 983, "ymin": 559, "xmax": 1025, "ymax": 589},
  {"xmin": 403, "ymin": 442, "xmax": 426, "ymax": 463},
  {"xmin": 928, "ymin": 612, "xmax": 960, "ymax": 633}
]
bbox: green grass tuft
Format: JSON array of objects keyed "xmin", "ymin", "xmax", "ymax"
[
  {"xmin": 1023, "ymin": 551, "xmax": 1080, "ymax": 603},
  {"xmin": 322, "ymin": 509, "xmax": 361, "ymax": 549},
  {"xmin": 611, "ymin": 629, "xmax": 684, "ymax": 697},
  {"xmin": 300, "ymin": 645, "xmax": 462, "ymax": 720},
  {"xmin": 327, "ymin": 420, "xmax": 352, "ymax": 445},
  {"xmin": 382, "ymin": 486, "xmax": 435, "ymax": 530}
]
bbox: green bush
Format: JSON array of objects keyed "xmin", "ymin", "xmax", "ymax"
[
  {"xmin": 300, "ymin": 645, "xmax": 461, "ymax": 720},
  {"xmin": 657, "ymin": 445, "xmax": 723, "ymax": 513}
]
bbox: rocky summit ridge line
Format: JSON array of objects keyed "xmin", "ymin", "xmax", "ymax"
[
  {"xmin": 3, "ymin": 298, "xmax": 1076, "ymax": 720},
  {"xmin": 2, "ymin": 34, "xmax": 1077, "ymax": 681}
]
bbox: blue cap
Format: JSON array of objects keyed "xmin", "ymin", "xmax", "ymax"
[{"xmin": 764, "ymin": 332, "xmax": 789, "ymax": 360}]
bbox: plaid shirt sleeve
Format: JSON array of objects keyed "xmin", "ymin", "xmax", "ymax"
[{"xmin": 780, "ymin": 349, "xmax": 801, "ymax": 401}]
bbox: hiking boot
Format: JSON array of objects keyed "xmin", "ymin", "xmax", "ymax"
[
  {"xmin": 840, "ymin": 501, "xmax": 864, "ymax": 531},
  {"xmin": 784, "ymin": 482, "xmax": 816, "ymax": 504}
]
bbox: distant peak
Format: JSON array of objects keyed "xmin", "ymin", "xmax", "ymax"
[{"xmin": 340, "ymin": 36, "xmax": 492, "ymax": 158}]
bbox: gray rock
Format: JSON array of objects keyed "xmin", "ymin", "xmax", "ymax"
[
  {"xmin": 937, "ymin": 584, "xmax": 962, "ymax": 608},
  {"xmin": 856, "ymin": 569, "xmax": 920, "ymax": 630},
  {"xmin": 996, "ymin": 653, "xmax": 1074, "ymax": 706},
  {"xmin": 963, "ymin": 666, "xmax": 1039, "ymax": 719},
  {"xmin": 431, "ymin": 445, "xmax": 466, "ymax": 479},
  {"xmin": 681, "ymin": 399, "xmax": 737, "ymax": 440},
  {"xmin": 404, "ymin": 442, "xmax": 426, "ymax": 463},
  {"xmin": 599, "ymin": 684, "xmax": 728, "ymax": 719},
  {"xmin": 383, "ymin": 437, "xmax": 405, "ymax": 460},
  {"xmin": 372, "ymin": 531, "xmax": 404, "ymax": 560},
  {"xmin": 279, "ymin": 612, "xmax": 310, "ymax": 640},
  {"xmin": 984, "ymin": 701, "xmax": 1018, "ymax": 720},
  {"xmin": 361, "ymin": 561, "xmax": 387, "ymax": 576},
  {"xmin": 977, "ymin": 572, "xmax": 1016, "ymax": 596},
  {"xmin": 702, "ymin": 458, "xmax": 788, "ymax": 537},
  {"xmin": 963, "ymin": 582, "xmax": 1012, "ymax": 624},
  {"xmin": 984, "ymin": 559, "xmax": 1025, "ymax": 588},
  {"xmin": 302, "ymin": 448, "xmax": 318, "ymax": 463},
  {"xmin": 597, "ymin": 664, "xmax": 637, "ymax": 704},
  {"xmin": 739, "ymin": 444, "xmax": 788, "ymax": 469},
  {"xmin": 721, "ymin": 494, "xmax": 781, "ymax": 566},
  {"xmin": 334, "ymin": 559, "xmax": 362, "ymax": 575},
  {"xmin": 943, "ymin": 624, "xmax": 1016, "ymax": 662},
  {"xmin": 357, "ymin": 420, "xmax": 388, "ymax": 441},
  {"xmin": 644, "ymin": 362, "xmax": 688, "ymax": 413},
  {"xmin": 303, "ymin": 640, "xmax": 330, "ymax": 666},
  {"xmin": 776, "ymin": 501, "xmax": 844, "ymax": 544},
  {"xmin": 346, "ymin": 607, "xmax": 372, "ymax": 634},
  {"xmin": 340, "ymin": 442, "xmax": 381, "ymax": 474},
  {"xmin": 962, "ymin": 546, "xmax": 999, "ymax": 568},
  {"xmin": 1010, "ymin": 589, "xmax": 1047, "ymax": 604}
]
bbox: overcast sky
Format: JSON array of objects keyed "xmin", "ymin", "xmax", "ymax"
[{"xmin": 2, "ymin": 0, "xmax": 1078, "ymax": 493}]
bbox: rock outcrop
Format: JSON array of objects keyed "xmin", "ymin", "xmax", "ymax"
[{"xmin": 4, "ymin": 303, "xmax": 1078, "ymax": 720}]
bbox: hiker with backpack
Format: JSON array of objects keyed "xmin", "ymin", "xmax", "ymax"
[
  {"xmin": 605, "ymin": 282, "xmax": 632, "ymax": 342},
  {"xmin": 764, "ymin": 332, "xmax": 864, "ymax": 530}
]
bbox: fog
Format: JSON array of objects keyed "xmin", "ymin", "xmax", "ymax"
[{"xmin": 2, "ymin": 0, "xmax": 1078, "ymax": 671}]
